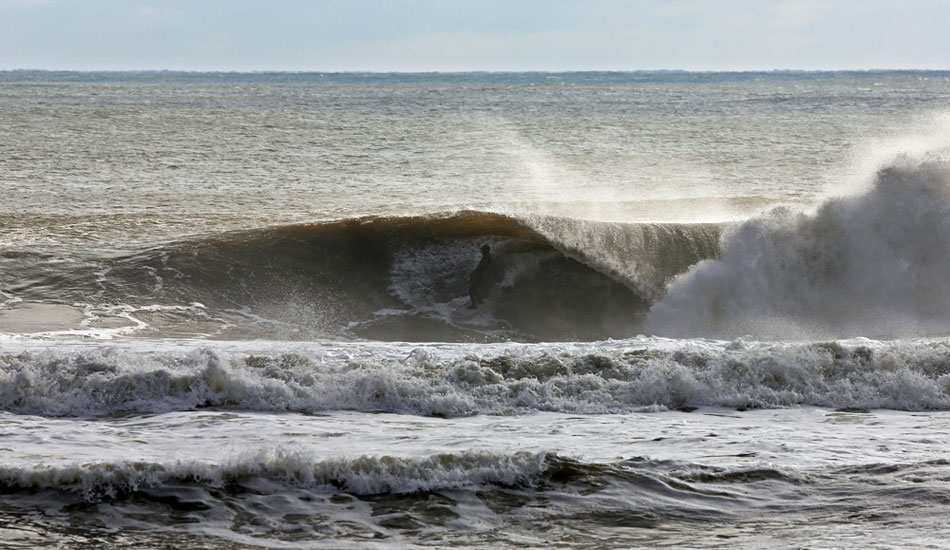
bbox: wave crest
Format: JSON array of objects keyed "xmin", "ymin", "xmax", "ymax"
[
  {"xmin": 4, "ymin": 338, "xmax": 950, "ymax": 418},
  {"xmin": 5, "ymin": 211, "xmax": 720, "ymax": 342},
  {"xmin": 0, "ymin": 449, "xmax": 547, "ymax": 500}
]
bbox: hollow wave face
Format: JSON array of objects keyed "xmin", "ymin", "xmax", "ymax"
[
  {"xmin": 648, "ymin": 156, "xmax": 950, "ymax": 340},
  {"xmin": 138, "ymin": 213, "xmax": 660, "ymax": 342},
  {"xmin": 4, "ymin": 212, "xmax": 720, "ymax": 342}
]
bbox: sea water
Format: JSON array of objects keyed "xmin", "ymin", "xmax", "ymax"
[{"xmin": 3, "ymin": 71, "xmax": 950, "ymax": 548}]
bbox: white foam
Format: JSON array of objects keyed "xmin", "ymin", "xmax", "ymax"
[
  {"xmin": 0, "ymin": 290, "xmax": 22, "ymax": 308},
  {"xmin": 385, "ymin": 238, "xmax": 511, "ymax": 325},
  {"xmin": 1, "ymin": 337, "xmax": 950, "ymax": 417},
  {"xmin": 649, "ymin": 155, "xmax": 950, "ymax": 340},
  {"xmin": 0, "ymin": 302, "xmax": 222, "ymax": 341},
  {"xmin": 0, "ymin": 447, "xmax": 547, "ymax": 499}
]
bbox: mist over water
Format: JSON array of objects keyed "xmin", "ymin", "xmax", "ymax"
[
  {"xmin": 649, "ymin": 154, "xmax": 950, "ymax": 340},
  {"xmin": 6, "ymin": 71, "xmax": 950, "ymax": 549}
]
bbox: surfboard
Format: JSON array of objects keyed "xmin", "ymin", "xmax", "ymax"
[{"xmin": 451, "ymin": 302, "xmax": 488, "ymax": 321}]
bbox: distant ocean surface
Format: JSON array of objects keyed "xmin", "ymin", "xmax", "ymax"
[{"xmin": 3, "ymin": 70, "xmax": 950, "ymax": 548}]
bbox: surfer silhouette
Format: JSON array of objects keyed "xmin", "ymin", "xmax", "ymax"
[{"xmin": 468, "ymin": 244, "xmax": 492, "ymax": 309}]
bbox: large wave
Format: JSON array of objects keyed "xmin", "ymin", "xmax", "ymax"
[
  {"xmin": 2, "ymin": 212, "xmax": 720, "ymax": 342},
  {"xmin": 648, "ymin": 156, "xmax": 950, "ymax": 340}
]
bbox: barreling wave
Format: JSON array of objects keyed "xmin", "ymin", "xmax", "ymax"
[
  {"xmin": 4, "ymin": 337, "xmax": 950, "ymax": 418},
  {"xmin": 2, "ymin": 211, "xmax": 721, "ymax": 342},
  {"xmin": 17, "ymin": 154, "xmax": 950, "ymax": 344}
]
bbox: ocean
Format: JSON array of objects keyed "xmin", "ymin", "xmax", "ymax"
[{"xmin": 2, "ymin": 70, "xmax": 950, "ymax": 548}]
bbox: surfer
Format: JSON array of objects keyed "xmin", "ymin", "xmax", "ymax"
[{"xmin": 468, "ymin": 244, "xmax": 492, "ymax": 308}]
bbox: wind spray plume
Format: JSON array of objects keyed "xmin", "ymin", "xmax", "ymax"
[{"xmin": 647, "ymin": 152, "xmax": 950, "ymax": 340}]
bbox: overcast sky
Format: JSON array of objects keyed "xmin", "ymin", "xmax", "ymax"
[{"xmin": 2, "ymin": 0, "xmax": 948, "ymax": 71}]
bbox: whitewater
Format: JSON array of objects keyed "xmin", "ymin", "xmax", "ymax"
[{"xmin": 3, "ymin": 70, "xmax": 950, "ymax": 549}]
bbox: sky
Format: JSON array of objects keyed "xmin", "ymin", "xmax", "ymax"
[{"xmin": 1, "ymin": 0, "xmax": 949, "ymax": 72}]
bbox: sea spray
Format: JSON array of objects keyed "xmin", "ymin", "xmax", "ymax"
[{"xmin": 648, "ymin": 156, "xmax": 950, "ymax": 340}]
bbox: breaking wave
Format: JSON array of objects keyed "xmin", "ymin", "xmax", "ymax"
[
  {"xmin": 2, "ymin": 212, "xmax": 720, "ymax": 342},
  {"xmin": 3, "ymin": 337, "xmax": 950, "ymax": 418},
  {"xmin": 9, "ymin": 156, "xmax": 950, "ymax": 344},
  {"xmin": 648, "ymin": 156, "xmax": 950, "ymax": 340},
  {"xmin": 0, "ymin": 449, "xmax": 549, "ymax": 500}
]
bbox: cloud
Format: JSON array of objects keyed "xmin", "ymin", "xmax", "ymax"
[
  {"xmin": 139, "ymin": 5, "xmax": 181, "ymax": 19},
  {"xmin": 0, "ymin": 0, "xmax": 52, "ymax": 8},
  {"xmin": 769, "ymin": 0, "xmax": 833, "ymax": 27}
]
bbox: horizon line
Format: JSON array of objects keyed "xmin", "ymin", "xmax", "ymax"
[{"xmin": 3, "ymin": 67, "xmax": 950, "ymax": 74}]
